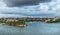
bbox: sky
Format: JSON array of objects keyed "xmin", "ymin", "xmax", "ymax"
[{"xmin": 0, "ymin": 0, "xmax": 59, "ymax": 18}]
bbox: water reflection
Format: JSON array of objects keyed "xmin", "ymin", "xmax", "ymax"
[{"xmin": 0, "ymin": 22, "xmax": 60, "ymax": 35}]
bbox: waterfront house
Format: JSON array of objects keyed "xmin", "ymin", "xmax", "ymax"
[
  {"xmin": 53, "ymin": 16, "xmax": 60, "ymax": 21},
  {"xmin": 45, "ymin": 18, "xmax": 51, "ymax": 23}
]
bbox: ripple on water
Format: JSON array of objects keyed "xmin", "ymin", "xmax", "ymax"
[{"xmin": 0, "ymin": 22, "xmax": 60, "ymax": 35}]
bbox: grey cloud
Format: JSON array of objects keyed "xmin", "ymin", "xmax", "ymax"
[
  {"xmin": 2, "ymin": 12, "xmax": 54, "ymax": 17},
  {"xmin": 3, "ymin": 0, "xmax": 51, "ymax": 7}
]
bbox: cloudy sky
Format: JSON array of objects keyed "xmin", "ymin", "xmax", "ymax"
[{"xmin": 0, "ymin": 0, "xmax": 59, "ymax": 18}]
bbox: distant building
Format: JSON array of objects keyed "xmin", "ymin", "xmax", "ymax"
[
  {"xmin": 54, "ymin": 16, "xmax": 60, "ymax": 19},
  {"xmin": 53, "ymin": 16, "xmax": 60, "ymax": 21},
  {"xmin": 45, "ymin": 18, "xmax": 51, "ymax": 23},
  {"xmin": 5, "ymin": 18, "xmax": 18, "ymax": 22}
]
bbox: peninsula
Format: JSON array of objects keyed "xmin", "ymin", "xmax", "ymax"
[{"xmin": 0, "ymin": 16, "xmax": 60, "ymax": 26}]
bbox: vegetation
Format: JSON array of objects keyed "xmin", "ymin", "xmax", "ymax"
[
  {"xmin": 0, "ymin": 18, "xmax": 60, "ymax": 23},
  {"xmin": 47, "ymin": 19, "xmax": 60, "ymax": 23},
  {"xmin": 0, "ymin": 20, "xmax": 25, "ymax": 23},
  {"xmin": 0, "ymin": 20, "xmax": 5, "ymax": 23}
]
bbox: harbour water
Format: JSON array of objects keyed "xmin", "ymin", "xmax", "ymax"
[{"xmin": 0, "ymin": 22, "xmax": 60, "ymax": 35}]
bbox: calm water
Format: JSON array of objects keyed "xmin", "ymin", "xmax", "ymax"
[{"xmin": 0, "ymin": 22, "xmax": 60, "ymax": 35}]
